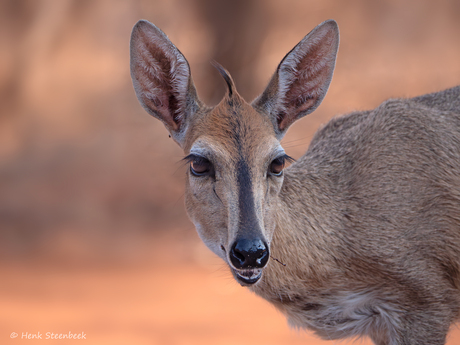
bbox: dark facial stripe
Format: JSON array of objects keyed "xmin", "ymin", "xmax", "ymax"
[{"xmin": 236, "ymin": 159, "xmax": 261, "ymax": 238}]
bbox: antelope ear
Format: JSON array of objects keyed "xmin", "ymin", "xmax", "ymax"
[
  {"xmin": 252, "ymin": 20, "xmax": 339, "ymax": 139},
  {"xmin": 130, "ymin": 20, "xmax": 201, "ymax": 147}
]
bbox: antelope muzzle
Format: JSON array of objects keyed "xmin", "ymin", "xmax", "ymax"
[{"xmin": 229, "ymin": 237, "xmax": 269, "ymax": 285}]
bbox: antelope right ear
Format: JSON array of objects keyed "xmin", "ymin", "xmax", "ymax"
[
  {"xmin": 252, "ymin": 20, "xmax": 339, "ymax": 139},
  {"xmin": 130, "ymin": 20, "xmax": 201, "ymax": 147}
]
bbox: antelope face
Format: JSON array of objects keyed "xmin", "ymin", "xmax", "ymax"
[
  {"xmin": 130, "ymin": 19, "xmax": 338, "ymax": 285},
  {"xmin": 183, "ymin": 91, "xmax": 290, "ymax": 285}
]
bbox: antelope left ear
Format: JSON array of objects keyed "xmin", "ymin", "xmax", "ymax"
[
  {"xmin": 252, "ymin": 20, "xmax": 339, "ymax": 139},
  {"xmin": 130, "ymin": 20, "xmax": 201, "ymax": 147}
]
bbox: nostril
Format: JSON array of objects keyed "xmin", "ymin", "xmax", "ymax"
[
  {"xmin": 230, "ymin": 238, "xmax": 269, "ymax": 269},
  {"xmin": 256, "ymin": 249, "xmax": 269, "ymax": 266},
  {"xmin": 231, "ymin": 246, "xmax": 246, "ymax": 266}
]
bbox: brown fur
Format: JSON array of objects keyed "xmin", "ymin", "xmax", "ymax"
[{"xmin": 130, "ymin": 19, "xmax": 460, "ymax": 345}]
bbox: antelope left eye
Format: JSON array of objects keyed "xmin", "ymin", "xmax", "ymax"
[
  {"xmin": 269, "ymin": 157, "xmax": 286, "ymax": 176},
  {"xmin": 190, "ymin": 157, "xmax": 212, "ymax": 176}
]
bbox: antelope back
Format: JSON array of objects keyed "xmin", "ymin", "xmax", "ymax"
[{"xmin": 130, "ymin": 19, "xmax": 339, "ymax": 285}]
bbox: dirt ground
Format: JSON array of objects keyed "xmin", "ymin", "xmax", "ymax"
[{"xmin": 2, "ymin": 235, "xmax": 460, "ymax": 345}]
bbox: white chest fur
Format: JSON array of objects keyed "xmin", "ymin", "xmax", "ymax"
[{"xmin": 279, "ymin": 289, "xmax": 402, "ymax": 342}]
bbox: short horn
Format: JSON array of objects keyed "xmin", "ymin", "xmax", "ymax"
[{"xmin": 211, "ymin": 61, "xmax": 234, "ymax": 97}]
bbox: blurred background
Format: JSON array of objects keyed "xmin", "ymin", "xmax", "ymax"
[{"xmin": 1, "ymin": 0, "xmax": 460, "ymax": 344}]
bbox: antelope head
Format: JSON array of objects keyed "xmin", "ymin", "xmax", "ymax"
[{"xmin": 130, "ymin": 19, "xmax": 339, "ymax": 285}]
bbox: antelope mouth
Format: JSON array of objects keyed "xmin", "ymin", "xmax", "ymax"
[{"xmin": 233, "ymin": 268, "xmax": 263, "ymax": 285}]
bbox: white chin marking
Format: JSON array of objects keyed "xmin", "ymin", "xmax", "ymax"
[{"xmin": 234, "ymin": 268, "xmax": 263, "ymax": 285}]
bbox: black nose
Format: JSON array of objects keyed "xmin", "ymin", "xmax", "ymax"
[{"xmin": 230, "ymin": 238, "xmax": 269, "ymax": 269}]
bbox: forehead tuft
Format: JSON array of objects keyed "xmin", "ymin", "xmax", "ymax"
[{"xmin": 185, "ymin": 94, "xmax": 276, "ymax": 158}]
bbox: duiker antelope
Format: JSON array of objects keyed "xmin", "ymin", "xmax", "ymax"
[{"xmin": 130, "ymin": 19, "xmax": 460, "ymax": 345}]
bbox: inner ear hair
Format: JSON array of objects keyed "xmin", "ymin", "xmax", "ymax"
[
  {"xmin": 253, "ymin": 20, "xmax": 339, "ymax": 138},
  {"xmin": 130, "ymin": 20, "xmax": 201, "ymax": 146}
]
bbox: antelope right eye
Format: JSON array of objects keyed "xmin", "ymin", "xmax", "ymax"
[
  {"xmin": 269, "ymin": 156, "xmax": 286, "ymax": 176},
  {"xmin": 189, "ymin": 156, "xmax": 212, "ymax": 177}
]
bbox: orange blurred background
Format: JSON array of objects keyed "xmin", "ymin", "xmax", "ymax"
[{"xmin": 1, "ymin": 0, "xmax": 460, "ymax": 344}]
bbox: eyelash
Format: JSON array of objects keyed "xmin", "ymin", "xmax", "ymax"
[
  {"xmin": 183, "ymin": 154, "xmax": 213, "ymax": 177},
  {"xmin": 269, "ymin": 154, "xmax": 295, "ymax": 177}
]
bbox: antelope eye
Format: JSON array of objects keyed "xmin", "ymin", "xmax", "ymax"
[
  {"xmin": 190, "ymin": 156, "xmax": 212, "ymax": 176},
  {"xmin": 269, "ymin": 156, "xmax": 286, "ymax": 176}
]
